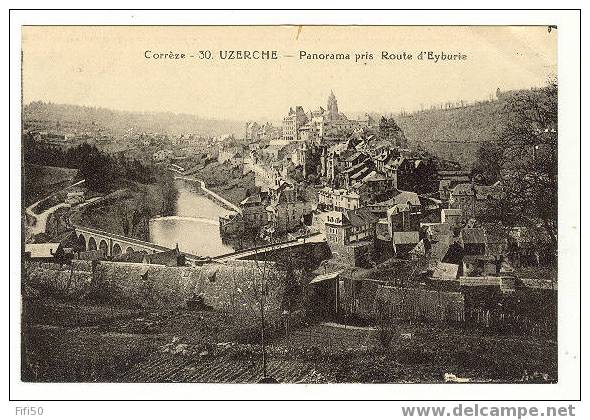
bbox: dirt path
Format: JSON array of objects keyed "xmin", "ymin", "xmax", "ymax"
[{"xmin": 320, "ymin": 322, "xmax": 376, "ymax": 331}]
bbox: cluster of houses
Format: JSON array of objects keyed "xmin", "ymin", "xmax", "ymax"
[
  {"xmin": 319, "ymin": 173, "xmax": 508, "ymax": 275},
  {"xmin": 215, "ymin": 92, "xmax": 521, "ymax": 288},
  {"xmin": 27, "ymin": 92, "xmax": 549, "ymax": 283},
  {"xmin": 219, "ymin": 181, "xmax": 313, "ymax": 237}
]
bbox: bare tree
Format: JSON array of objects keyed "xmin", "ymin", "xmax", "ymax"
[
  {"xmin": 230, "ymin": 225, "xmax": 281, "ymax": 380},
  {"xmin": 374, "ymin": 298, "xmax": 397, "ymax": 348},
  {"xmin": 475, "ymin": 79, "xmax": 558, "ymax": 255}
]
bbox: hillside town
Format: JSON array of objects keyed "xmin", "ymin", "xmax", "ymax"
[
  {"xmin": 22, "ymin": 87, "xmax": 557, "ymax": 384},
  {"xmin": 212, "ymin": 91, "xmax": 547, "ymax": 279}
]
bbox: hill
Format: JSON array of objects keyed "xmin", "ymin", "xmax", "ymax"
[
  {"xmin": 23, "ymin": 101, "xmax": 245, "ymax": 138},
  {"xmin": 394, "ymin": 98, "xmax": 508, "ymax": 169}
]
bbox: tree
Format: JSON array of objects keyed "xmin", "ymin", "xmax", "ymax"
[
  {"xmin": 230, "ymin": 226, "xmax": 280, "ymax": 380},
  {"xmin": 117, "ymin": 203, "xmax": 132, "ymax": 237},
  {"xmin": 472, "ymin": 140, "xmax": 504, "ymax": 185},
  {"xmin": 475, "ymin": 79, "xmax": 558, "ymax": 254},
  {"xmin": 375, "ymin": 299, "xmax": 397, "ymax": 348},
  {"xmin": 379, "ymin": 116, "xmax": 407, "ymax": 148},
  {"xmin": 156, "ymin": 170, "xmax": 178, "ymax": 216}
]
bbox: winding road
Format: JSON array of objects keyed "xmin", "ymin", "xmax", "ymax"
[{"xmin": 25, "ymin": 179, "xmax": 86, "ymax": 237}]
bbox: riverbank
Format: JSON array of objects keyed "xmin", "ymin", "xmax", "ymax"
[
  {"xmin": 174, "ymin": 177, "xmax": 240, "ymax": 214},
  {"xmin": 188, "ymin": 161, "xmax": 256, "ymax": 207},
  {"xmin": 74, "ymin": 180, "xmax": 174, "ymax": 242}
]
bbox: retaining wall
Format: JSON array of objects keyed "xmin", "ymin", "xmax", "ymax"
[{"xmin": 24, "ymin": 259, "xmax": 287, "ymax": 325}]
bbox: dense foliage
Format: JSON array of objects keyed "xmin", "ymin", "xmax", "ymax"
[
  {"xmin": 23, "ymin": 136, "xmax": 156, "ymax": 192},
  {"xmin": 474, "ymin": 80, "xmax": 558, "ymax": 254},
  {"xmin": 23, "ymin": 135, "xmax": 178, "ymax": 239}
]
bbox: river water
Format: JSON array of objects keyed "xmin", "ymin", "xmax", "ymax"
[{"xmin": 149, "ymin": 180, "xmax": 236, "ymax": 257}]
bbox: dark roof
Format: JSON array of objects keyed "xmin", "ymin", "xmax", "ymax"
[
  {"xmin": 113, "ymin": 250, "xmax": 148, "ymax": 263},
  {"xmin": 346, "ymin": 208, "xmax": 378, "ymax": 227},
  {"xmin": 143, "ymin": 248, "xmax": 184, "ymax": 266},
  {"xmin": 461, "ymin": 228, "xmax": 486, "ymax": 244},
  {"xmin": 342, "ymin": 159, "xmax": 370, "ymax": 175},
  {"xmin": 430, "ymin": 237, "xmax": 451, "ymax": 264},
  {"xmin": 349, "ymin": 166, "xmax": 373, "ymax": 181},
  {"xmin": 442, "ymin": 242, "xmax": 465, "ymax": 265}
]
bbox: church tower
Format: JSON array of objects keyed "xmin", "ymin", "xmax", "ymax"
[{"xmin": 327, "ymin": 90, "xmax": 339, "ymax": 121}]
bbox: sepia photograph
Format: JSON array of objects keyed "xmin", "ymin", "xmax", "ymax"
[{"xmin": 17, "ymin": 23, "xmax": 565, "ymax": 389}]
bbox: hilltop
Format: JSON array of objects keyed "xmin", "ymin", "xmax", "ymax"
[
  {"xmin": 23, "ymin": 101, "xmax": 245, "ymax": 138},
  {"xmin": 24, "ymin": 90, "xmax": 527, "ymax": 169}
]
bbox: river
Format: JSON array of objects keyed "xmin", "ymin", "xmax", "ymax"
[{"xmin": 149, "ymin": 180, "xmax": 236, "ymax": 257}]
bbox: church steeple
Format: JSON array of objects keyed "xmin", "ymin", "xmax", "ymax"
[{"xmin": 327, "ymin": 90, "xmax": 339, "ymax": 120}]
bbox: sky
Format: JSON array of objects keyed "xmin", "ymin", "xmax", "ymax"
[{"xmin": 22, "ymin": 26, "xmax": 557, "ymax": 121}]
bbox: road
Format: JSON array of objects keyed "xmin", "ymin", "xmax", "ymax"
[{"xmin": 25, "ymin": 179, "xmax": 86, "ymax": 237}]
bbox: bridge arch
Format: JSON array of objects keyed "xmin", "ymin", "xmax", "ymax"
[
  {"xmin": 78, "ymin": 234, "xmax": 87, "ymax": 251},
  {"xmin": 112, "ymin": 243, "xmax": 122, "ymax": 256},
  {"xmin": 74, "ymin": 226, "xmax": 179, "ymax": 259},
  {"xmin": 98, "ymin": 239, "xmax": 109, "ymax": 255}
]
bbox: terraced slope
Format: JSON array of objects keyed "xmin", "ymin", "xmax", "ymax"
[{"xmin": 122, "ymin": 351, "xmax": 328, "ymax": 383}]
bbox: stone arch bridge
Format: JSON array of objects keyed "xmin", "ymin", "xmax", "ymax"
[
  {"xmin": 73, "ymin": 225, "xmax": 326, "ymax": 264},
  {"xmin": 74, "ymin": 225, "xmax": 170, "ymax": 257}
]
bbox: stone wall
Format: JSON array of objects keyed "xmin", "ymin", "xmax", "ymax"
[
  {"xmin": 24, "ymin": 259, "xmax": 288, "ymax": 325},
  {"xmin": 371, "ymin": 285, "xmax": 465, "ymax": 322}
]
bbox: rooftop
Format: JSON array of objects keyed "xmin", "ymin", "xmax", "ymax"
[
  {"xmin": 346, "ymin": 208, "xmax": 379, "ymax": 227},
  {"xmin": 24, "ymin": 243, "xmax": 63, "ymax": 258},
  {"xmin": 461, "ymin": 228, "xmax": 487, "ymax": 244}
]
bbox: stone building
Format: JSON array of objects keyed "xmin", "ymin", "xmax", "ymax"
[
  {"xmin": 266, "ymin": 186, "xmax": 312, "ymax": 234},
  {"xmin": 317, "ymin": 187, "xmax": 361, "ymax": 212},
  {"xmin": 324, "ymin": 208, "xmax": 378, "ymax": 267},
  {"xmin": 327, "ymin": 90, "xmax": 339, "ymax": 121},
  {"xmin": 239, "ymin": 193, "xmax": 269, "ymax": 229},
  {"xmin": 448, "ymin": 182, "xmax": 503, "ymax": 221},
  {"xmin": 282, "ymin": 106, "xmax": 308, "ymax": 141}
]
